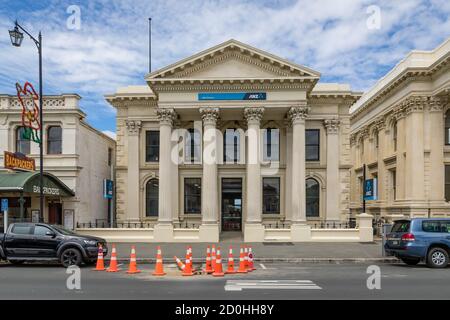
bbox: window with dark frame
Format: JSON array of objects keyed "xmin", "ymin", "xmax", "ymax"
[
  {"xmin": 306, "ymin": 178, "xmax": 320, "ymax": 217},
  {"xmin": 224, "ymin": 128, "xmax": 240, "ymax": 163},
  {"xmin": 263, "ymin": 177, "xmax": 280, "ymax": 214},
  {"xmin": 305, "ymin": 129, "xmax": 320, "ymax": 161},
  {"xmin": 185, "ymin": 128, "xmax": 201, "ymax": 163},
  {"xmin": 184, "ymin": 178, "xmax": 201, "ymax": 214},
  {"xmin": 392, "ymin": 170, "xmax": 397, "ymax": 201},
  {"xmin": 145, "ymin": 179, "xmax": 159, "ymax": 217},
  {"xmin": 108, "ymin": 147, "xmax": 113, "ymax": 166},
  {"xmin": 145, "ymin": 130, "xmax": 159, "ymax": 162},
  {"xmin": 445, "ymin": 166, "xmax": 450, "ymax": 202},
  {"xmin": 47, "ymin": 126, "xmax": 62, "ymax": 154},
  {"xmin": 263, "ymin": 128, "xmax": 280, "ymax": 161},
  {"xmin": 393, "ymin": 121, "xmax": 398, "ymax": 151},
  {"xmin": 16, "ymin": 126, "xmax": 30, "ymax": 155}
]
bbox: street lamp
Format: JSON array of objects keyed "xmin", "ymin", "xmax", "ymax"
[{"xmin": 9, "ymin": 20, "xmax": 44, "ymax": 223}]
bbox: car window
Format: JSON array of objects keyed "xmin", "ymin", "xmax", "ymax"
[
  {"xmin": 391, "ymin": 221, "xmax": 410, "ymax": 233},
  {"xmin": 33, "ymin": 225, "xmax": 52, "ymax": 236},
  {"xmin": 442, "ymin": 221, "xmax": 450, "ymax": 233},
  {"xmin": 422, "ymin": 221, "xmax": 446, "ymax": 233},
  {"xmin": 11, "ymin": 224, "xmax": 33, "ymax": 235}
]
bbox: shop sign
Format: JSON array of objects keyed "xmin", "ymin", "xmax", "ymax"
[
  {"xmin": 32, "ymin": 185, "xmax": 60, "ymax": 196},
  {"xmin": 4, "ymin": 151, "xmax": 35, "ymax": 171},
  {"xmin": 198, "ymin": 92, "xmax": 266, "ymax": 101}
]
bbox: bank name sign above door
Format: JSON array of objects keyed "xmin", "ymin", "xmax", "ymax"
[{"xmin": 198, "ymin": 92, "xmax": 266, "ymax": 101}]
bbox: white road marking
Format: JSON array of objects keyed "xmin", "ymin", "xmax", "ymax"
[
  {"xmin": 260, "ymin": 264, "xmax": 267, "ymax": 269},
  {"xmin": 224, "ymin": 280, "xmax": 322, "ymax": 291}
]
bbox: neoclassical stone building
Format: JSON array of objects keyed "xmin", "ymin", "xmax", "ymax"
[
  {"xmin": 350, "ymin": 38, "xmax": 450, "ymax": 220},
  {"xmin": 106, "ymin": 40, "xmax": 360, "ymax": 241}
]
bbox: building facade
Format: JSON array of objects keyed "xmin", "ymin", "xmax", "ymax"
[
  {"xmin": 106, "ymin": 40, "xmax": 360, "ymax": 241},
  {"xmin": 350, "ymin": 38, "xmax": 450, "ymax": 221},
  {"xmin": 0, "ymin": 94, "xmax": 116, "ymax": 228}
]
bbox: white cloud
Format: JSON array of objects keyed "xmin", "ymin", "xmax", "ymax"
[{"xmin": 102, "ymin": 130, "xmax": 116, "ymax": 140}]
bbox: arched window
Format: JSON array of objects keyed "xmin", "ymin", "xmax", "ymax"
[
  {"xmin": 224, "ymin": 128, "xmax": 240, "ymax": 163},
  {"xmin": 393, "ymin": 121, "xmax": 398, "ymax": 151},
  {"xmin": 445, "ymin": 110, "xmax": 450, "ymax": 145},
  {"xmin": 16, "ymin": 127, "xmax": 30, "ymax": 155},
  {"xmin": 47, "ymin": 126, "xmax": 62, "ymax": 154},
  {"xmin": 145, "ymin": 179, "xmax": 159, "ymax": 217},
  {"xmin": 306, "ymin": 178, "xmax": 320, "ymax": 217},
  {"xmin": 263, "ymin": 127, "xmax": 280, "ymax": 161}
]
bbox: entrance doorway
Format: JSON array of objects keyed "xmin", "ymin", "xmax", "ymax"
[
  {"xmin": 221, "ymin": 178, "xmax": 242, "ymax": 231},
  {"xmin": 48, "ymin": 203, "xmax": 62, "ymax": 225}
]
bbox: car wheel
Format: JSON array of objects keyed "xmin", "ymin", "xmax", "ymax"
[
  {"xmin": 426, "ymin": 248, "xmax": 449, "ymax": 268},
  {"xmin": 9, "ymin": 260, "xmax": 25, "ymax": 265},
  {"xmin": 401, "ymin": 258, "xmax": 420, "ymax": 266},
  {"xmin": 60, "ymin": 248, "xmax": 82, "ymax": 267}
]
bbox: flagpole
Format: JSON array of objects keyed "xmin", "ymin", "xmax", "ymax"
[{"xmin": 148, "ymin": 17, "xmax": 152, "ymax": 73}]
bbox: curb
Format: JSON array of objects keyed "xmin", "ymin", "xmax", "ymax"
[{"xmin": 112, "ymin": 257, "xmax": 399, "ymax": 264}]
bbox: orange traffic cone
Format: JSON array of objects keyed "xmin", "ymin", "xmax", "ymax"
[
  {"xmin": 244, "ymin": 245, "xmax": 249, "ymax": 270},
  {"xmin": 182, "ymin": 247, "xmax": 194, "ymax": 276},
  {"xmin": 211, "ymin": 245, "xmax": 217, "ymax": 270},
  {"xmin": 126, "ymin": 245, "xmax": 141, "ymax": 274},
  {"xmin": 152, "ymin": 246, "xmax": 166, "ymax": 276},
  {"xmin": 248, "ymin": 246, "xmax": 256, "ymax": 271},
  {"xmin": 106, "ymin": 244, "xmax": 120, "ymax": 272},
  {"xmin": 92, "ymin": 244, "xmax": 105, "ymax": 271},
  {"xmin": 226, "ymin": 246, "xmax": 236, "ymax": 274},
  {"xmin": 203, "ymin": 246, "xmax": 214, "ymax": 274},
  {"xmin": 237, "ymin": 246, "xmax": 247, "ymax": 273},
  {"xmin": 212, "ymin": 247, "xmax": 224, "ymax": 277},
  {"xmin": 174, "ymin": 256, "xmax": 185, "ymax": 271}
]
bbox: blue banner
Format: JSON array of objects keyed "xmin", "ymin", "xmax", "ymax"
[
  {"xmin": 198, "ymin": 92, "xmax": 266, "ymax": 101},
  {"xmin": 364, "ymin": 178, "xmax": 377, "ymax": 201},
  {"xmin": 103, "ymin": 179, "xmax": 113, "ymax": 199}
]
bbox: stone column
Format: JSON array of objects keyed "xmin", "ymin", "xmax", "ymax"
[
  {"xmin": 375, "ymin": 117, "xmax": 387, "ymax": 207},
  {"xmin": 404, "ymin": 97, "xmax": 425, "ymax": 201},
  {"xmin": 394, "ymin": 106, "xmax": 406, "ymax": 201},
  {"xmin": 428, "ymin": 96, "xmax": 445, "ymax": 203},
  {"xmin": 243, "ymin": 107, "xmax": 265, "ymax": 242},
  {"xmin": 125, "ymin": 120, "xmax": 141, "ymax": 221},
  {"xmin": 288, "ymin": 105, "xmax": 311, "ymax": 241},
  {"xmin": 199, "ymin": 107, "xmax": 220, "ymax": 242},
  {"xmin": 324, "ymin": 118, "xmax": 340, "ymax": 222},
  {"xmin": 154, "ymin": 108, "xmax": 176, "ymax": 241}
]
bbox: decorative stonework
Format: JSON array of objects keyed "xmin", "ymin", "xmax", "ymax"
[
  {"xmin": 199, "ymin": 107, "xmax": 220, "ymax": 126},
  {"xmin": 404, "ymin": 96, "xmax": 426, "ymax": 115},
  {"xmin": 156, "ymin": 108, "xmax": 177, "ymax": 126},
  {"xmin": 374, "ymin": 116, "xmax": 386, "ymax": 130},
  {"xmin": 287, "ymin": 105, "xmax": 309, "ymax": 125},
  {"xmin": 393, "ymin": 103, "xmax": 407, "ymax": 120},
  {"xmin": 243, "ymin": 107, "xmax": 265, "ymax": 125},
  {"xmin": 125, "ymin": 120, "xmax": 142, "ymax": 135},
  {"xmin": 323, "ymin": 118, "xmax": 340, "ymax": 134},
  {"xmin": 350, "ymin": 133, "xmax": 357, "ymax": 146},
  {"xmin": 428, "ymin": 96, "xmax": 445, "ymax": 112},
  {"xmin": 359, "ymin": 127, "xmax": 369, "ymax": 139}
]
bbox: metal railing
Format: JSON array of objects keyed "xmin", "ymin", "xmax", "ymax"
[
  {"xmin": 76, "ymin": 219, "xmax": 201, "ymax": 229},
  {"xmin": 263, "ymin": 218, "xmax": 358, "ymax": 229},
  {"xmin": 262, "ymin": 222, "xmax": 291, "ymax": 229}
]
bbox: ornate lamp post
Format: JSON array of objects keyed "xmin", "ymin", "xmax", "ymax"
[{"xmin": 9, "ymin": 21, "xmax": 44, "ymax": 222}]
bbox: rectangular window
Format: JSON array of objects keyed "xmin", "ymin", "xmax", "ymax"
[
  {"xmin": 446, "ymin": 166, "xmax": 450, "ymax": 202},
  {"xmin": 224, "ymin": 129, "xmax": 240, "ymax": 163},
  {"xmin": 145, "ymin": 131, "xmax": 160, "ymax": 162},
  {"xmin": 108, "ymin": 148, "xmax": 113, "ymax": 166},
  {"xmin": 263, "ymin": 177, "xmax": 280, "ymax": 214},
  {"xmin": 184, "ymin": 178, "xmax": 201, "ymax": 214},
  {"xmin": 185, "ymin": 129, "xmax": 201, "ymax": 163},
  {"xmin": 47, "ymin": 126, "xmax": 62, "ymax": 154},
  {"xmin": 391, "ymin": 170, "xmax": 397, "ymax": 201},
  {"xmin": 263, "ymin": 128, "xmax": 280, "ymax": 161},
  {"xmin": 306, "ymin": 129, "xmax": 320, "ymax": 161}
]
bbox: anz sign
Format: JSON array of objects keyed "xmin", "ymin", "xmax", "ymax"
[{"xmin": 198, "ymin": 92, "xmax": 266, "ymax": 101}]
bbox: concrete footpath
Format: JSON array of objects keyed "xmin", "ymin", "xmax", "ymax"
[{"xmin": 109, "ymin": 240, "xmax": 398, "ymax": 264}]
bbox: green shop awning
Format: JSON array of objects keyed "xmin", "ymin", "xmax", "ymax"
[{"xmin": 0, "ymin": 171, "xmax": 75, "ymax": 197}]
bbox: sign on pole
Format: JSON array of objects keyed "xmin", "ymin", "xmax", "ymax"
[
  {"xmin": 1, "ymin": 198, "xmax": 8, "ymax": 232},
  {"xmin": 103, "ymin": 179, "xmax": 113, "ymax": 199},
  {"xmin": 1, "ymin": 199, "xmax": 8, "ymax": 212},
  {"xmin": 364, "ymin": 178, "xmax": 378, "ymax": 201}
]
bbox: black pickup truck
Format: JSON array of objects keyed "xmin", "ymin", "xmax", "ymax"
[{"xmin": 0, "ymin": 223, "xmax": 107, "ymax": 267}]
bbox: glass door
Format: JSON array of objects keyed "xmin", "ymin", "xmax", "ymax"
[{"xmin": 221, "ymin": 178, "xmax": 242, "ymax": 231}]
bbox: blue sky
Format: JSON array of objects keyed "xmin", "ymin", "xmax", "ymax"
[{"xmin": 1, "ymin": 0, "xmax": 450, "ymax": 138}]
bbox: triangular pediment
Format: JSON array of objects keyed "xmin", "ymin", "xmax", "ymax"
[{"xmin": 146, "ymin": 39, "xmax": 320, "ymax": 80}]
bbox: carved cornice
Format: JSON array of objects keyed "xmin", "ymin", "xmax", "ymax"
[
  {"xmin": 199, "ymin": 107, "xmax": 220, "ymax": 126},
  {"xmin": 287, "ymin": 105, "xmax": 310, "ymax": 125},
  {"xmin": 429, "ymin": 95, "xmax": 446, "ymax": 112},
  {"xmin": 125, "ymin": 120, "xmax": 142, "ymax": 135},
  {"xmin": 404, "ymin": 95, "xmax": 427, "ymax": 115},
  {"xmin": 243, "ymin": 107, "xmax": 265, "ymax": 125},
  {"xmin": 323, "ymin": 118, "xmax": 340, "ymax": 134},
  {"xmin": 156, "ymin": 108, "xmax": 177, "ymax": 126}
]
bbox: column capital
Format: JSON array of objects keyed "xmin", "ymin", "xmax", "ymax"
[
  {"xmin": 199, "ymin": 107, "xmax": 220, "ymax": 126},
  {"xmin": 156, "ymin": 108, "xmax": 177, "ymax": 126},
  {"xmin": 323, "ymin": 118, "xmax": 340, "ymax": 134},
  {"xmin": 374, "ymin": 116, "xmax": 386, "ymax": 131},
  {"xmin": 244, "ymin": 107, "xmax": 264, "ymax": 125},
  {"xmin": 125, "ymin": 120, "xmax": 142, "ymax": 135},
  {"xmin": 428, "ymin": 96, "xmax": 446, "ymax": 112},
  {"xmin": 404, "ymin": 95, "xmax": 427, "ymax": 115},
  {"xmin": 288, "ymin": 105, "xmax": 309, "ymax": 125}
]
